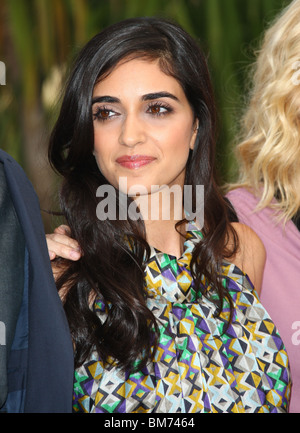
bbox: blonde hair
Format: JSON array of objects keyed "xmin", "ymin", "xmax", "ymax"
[{"xmin": 232, "ymin": 0, "xmax": 300, "ymax": 222}]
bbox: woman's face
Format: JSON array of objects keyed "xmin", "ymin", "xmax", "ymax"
[{"xmin": 92, "ymin": 58, "xmax": 197, "ymax": 195}]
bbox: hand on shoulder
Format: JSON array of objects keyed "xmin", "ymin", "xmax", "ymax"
[
  {"xmin": 46, "ymin": 225, "xmax": 81, "ymax": 261},
  {"xmin": 229, "ymin": 222, "xmax": 266, "ymax": 295},
  {"xmin": 46, "ymin": 225, "xmax": 81, "ymax": 292}
]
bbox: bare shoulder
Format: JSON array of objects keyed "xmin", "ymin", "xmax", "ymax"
[
  {"xmin": 229, "ymin": 222, "xmax": 266, "ymax": 295},
  {"xmin": 231, "ymin": 222, "xmax": 265, "ymax": 254}
]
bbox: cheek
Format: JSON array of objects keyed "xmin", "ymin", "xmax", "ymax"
[
  {"xmin": 93, "ymin": 128, "xmax": 103, "ymax": 151},
  {"xmin": 93, "ymin": 136, "xmax": 109, "ymax": 173},
  {"xmin": 93, "ymin": 129, "xmax": 109, "ymax": 160},
  {"xmin": 93, "ymin": 132, "xmax": 121, "ymax": 188},
  {"xmin": 161, "ymin": 125, "xmax": 193, "ymax": 157}
]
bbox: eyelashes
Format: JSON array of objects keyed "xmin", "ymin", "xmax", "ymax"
[
  {"xmin": 146, "ymin": 101, "xmax": 173, "ymax": 116},
  {"xmin": 93, "ymin": 106, "xmax": 114, "ymax": 121},
  {"xmin": 93, "ymin": 101, "xmax": 173, "ymax": 122}
]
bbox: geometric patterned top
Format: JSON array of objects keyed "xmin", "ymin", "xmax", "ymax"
[{"xmin": 73, "ymin": 222, "xmax": 291, "ymax": 413}]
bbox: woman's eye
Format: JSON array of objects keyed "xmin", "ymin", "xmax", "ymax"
[
  {"xmin": 147, "ymin": 103, "xmax": 170, "ymax": 116},
  {"xmin": 93, "ymin": 107, "xmax": 116, "ymax": 121}
]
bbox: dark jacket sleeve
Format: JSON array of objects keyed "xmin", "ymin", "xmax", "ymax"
[
  {"xmin": 0, "ymin": 162, "xmax": 25, "ymax": 409},
  {"xmin": 0, "ymin": 150, "xmax": 74, "ymax": 413}
]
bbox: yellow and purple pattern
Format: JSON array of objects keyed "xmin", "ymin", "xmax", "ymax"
[{"xmin": 73, "ymin": 223, "xmax": 291, "ymax": 413}]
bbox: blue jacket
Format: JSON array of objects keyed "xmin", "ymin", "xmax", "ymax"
[{"xmin": 0, "ymin": 150, "xmax": 74, "ymax": 413}]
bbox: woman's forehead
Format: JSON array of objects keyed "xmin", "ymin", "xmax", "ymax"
[
  {"xmin": 93, "ymin": 58, "xmax": 183, "ymax": 97},
  {"xmin": 95, "ymin": 52, "xmax": 175, "ymax": 85}
]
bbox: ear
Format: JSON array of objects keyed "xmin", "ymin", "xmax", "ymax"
[{"xmin": 190, "ymin": 120, "xmax": 199, "ymax": 150}]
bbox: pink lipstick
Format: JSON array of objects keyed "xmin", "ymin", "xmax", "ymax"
[{"xmin": 116, "ymin": 155, "xmax": 156, "ymax": 169}]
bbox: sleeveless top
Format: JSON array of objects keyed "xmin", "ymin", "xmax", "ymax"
[{"xmin": 73, "ymin": 222, "xmax": 291, "ymax": 413}]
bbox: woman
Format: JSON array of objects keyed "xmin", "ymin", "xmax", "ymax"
[
  {"xmin": 226, "ymin": 0, "xmax": 300, "ymax": 413},
  {"xmin": 47, "ymin": 17, "xmax": 290, "ymax": 413}
]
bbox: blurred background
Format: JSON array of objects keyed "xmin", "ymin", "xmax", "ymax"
[{"xmin": 0, "ymin": 0, "xmax": 290, "ymax": 230}]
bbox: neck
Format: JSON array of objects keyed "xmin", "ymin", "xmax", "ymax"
[
  {"xmin": 144, "ymin": 219, "xmax": 186, "ymax": 258},
  {"xmin": 134, "ymin": 186, "xmax": 186, "ymax": 257}
]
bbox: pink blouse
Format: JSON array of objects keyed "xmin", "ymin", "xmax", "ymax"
[{"xmin": 227, "ymin": 187, "xmax": 300, "ymax": 413}]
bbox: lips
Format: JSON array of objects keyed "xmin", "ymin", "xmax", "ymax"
[{"xmin": 116, "ymin": 155, "xmax": 156, "ymax": 169}]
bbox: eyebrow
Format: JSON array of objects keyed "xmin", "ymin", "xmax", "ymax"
[
  {"xmin": 92, "ymin": 91, "xmax": 179, "ymax": 105},
  {"xmin": 92, "ymin": 96, "xmax": 119, "ymax": 105},
  {"xmin": 142, "ymin": 92, "xmax": 179, "ymax": 102}
]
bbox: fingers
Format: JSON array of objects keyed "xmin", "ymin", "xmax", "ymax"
[
  {"xmin": 46, "ymin": 230, "xmax": 81, "ymax": 261},
  {"xmin": 54, "ymin": 224, "xmax": 71, "ymax": 236}
]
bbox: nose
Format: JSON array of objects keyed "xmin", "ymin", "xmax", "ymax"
[{"xmin": 119, "ymin": 113, "xmax": 146, "ymax": 148}]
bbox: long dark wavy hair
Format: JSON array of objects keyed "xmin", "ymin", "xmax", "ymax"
[{"xmin": 48, "ymin": 17, "xmax": 238, "ymax": 372}]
